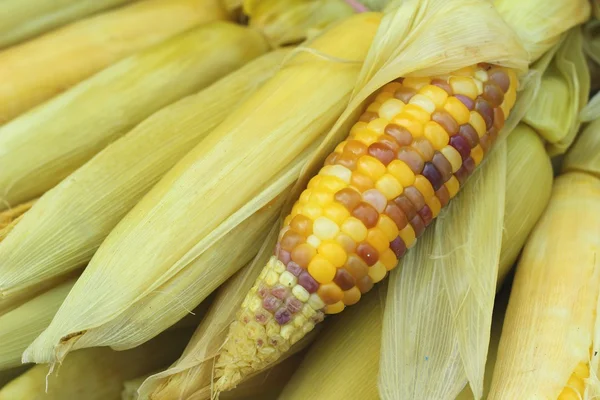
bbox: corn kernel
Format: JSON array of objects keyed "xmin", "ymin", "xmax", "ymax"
[
  {"xmin": 334, "ymin": 142, "xmax": 346, "ymax": 153},
  {"xmin": 307, "ymin": 176, "xmax": 321, "ymax": 189},
  {"xmin": 367, "ymin": 102, "xmax": 381, "ymax": 113},
  {"xmin": 375, "ymin": 174, "xmax": 404, "ymax": 200},
  {"xmin": 502, "ymin": 85, "xmax": 517, "ymax": 115},
  {"xmin": 280, "ymin": 324, "xmax": 295, "ymax": 340},
  {"xmin": 350, "ymin": 121, "xmax": 369, "ymax": 135},
  {"xmin": 368, "ymin": 261, "xmax": 387, "ymax": 283},
  {"xmin": 350, "ymin": 172, "xmax": 374, "ymax": 192},
  {"xmin": 306, "ymin": 234, "xmax": 321, "ymax": 248},
  {"xmin": 341, "ymin": 217, "xmax": 368, "ymax": 242},
  {"xmin": 354, "ymin": 129, "xmax": 379, "ymax": 146},
  {"xmin": 473, "ymin": 78, "xmax": 483, "ymax": 95},
  {"xmin": 424, "ymin": 121, "xmax": 449, "ymax": 150},
  {"xmin": 313, "ymin": 217, "xmax": 339, "ymax": 240},
  {"xmin": 469, "ymin": 111, "xmax": 487, "ymax": 137},
  {"xmin": 399, "ymin": 223, "xmax": 416, "ymax": 248},
  {"xmin": 265, "ymin": 271, "xmax": 279, "ymax": 286},
  {"xmin": 316, "ymin": 176, "xmax": 347, "ymax": 192},
  {"xmin": 380, "ymin": 248, "xmax": 398, "ymax": 270},
  {"xmin": 299, "ymin": 189, "xmax": 311, "ymax": 204},
  {"xmin": 414, "ymin": 175, "xmax": 434, "ymax": 199},
  {"xmin": 265, "ymin": 320, "xmax": 281, "ymax": 336},
  {"xmin": 367, "ymin": 117, "xmax": 389, "ymax": 135},
  {"xmin": 336, "ymin": 234, "xmax": 356, "ymax": 254},
  {"xmin": 451, "ymin": 65, "xmax": 476, "ymax": 76},
  {"xmin": 343, "ymin": 286, "xmax": 361, "ymax": 305},
  {"xmin": 301, "ymin": 304, "xmax": 316, "ymax": 319},
  {"xmin": 403, "ymin": 77, "xmax": 431, "ymax": 90},
  {"xmin": 441, "ymin": 145, "xmax": 462, "ymax": 172},
  {"xmin": 377, "ymin": 214, "xmax": 399, "ymax": 241},
  {"xmin": 318, "ymin": 241, "xmax": 347, "ymax": 268},
  {"xmin": 284, "ymin": 215, "xmax": 292, "ymax": 226},
  {"xmin": 302, "ymin": 321, "xmax": 316, "ymax": 335},
  {"xmin": 279, "ymin": 271, "xmax": 298, "ymax": 287},
  {"xmin": 325, "ymin": 301, "xmax": 345, "ymax": 314},
  {"xmin": 392, "ymin": 114, "xmax": 424, "ymax": 138},
  {"xmin": 367, "ymin": 228, "xmax": 389, "ymax": 253},
  {"xmin": 308, "ymin": 255, "xmax": 336, "ymax": 284},
  {"xmin": 293, "ymin": 315, "xmax": 307, "ymax": 327},
  {"xmin": 307, "ymin": 293, "xmax": 326, "ymax": 310},
  {"xmin": 443, "ymin": 97, "xmax": 470, "ymax": 125},
  {"xmin": 375, "ymin": 91, "xmax": 393, "ymax": 102},
  {"xmin": 323, "ymin": 202, "xmax": 350, "ymax": 225},
  {"xmin": 249, "ymin": 297, "xmax": 263, "ymax": 313},
  {"xmin": 419, "ymin": 84, "xmax": 448, "ymax": 108},
  {"xmin": 301, "ymin": 202, "xmax": 322, "ymax": 220},
  {"xmin": 471, "ymin": 145, "xmax": 484, "ymax": 166},
  {"xmin": 449, "ymin": 76, "xmax": 478, "ymax": 99},
  {"xmin": 273, "ymin": 259, "xmax": 286, "ymax": 273},
  {"xmin": 387, "ymin": 160, "xmax": 416, "ymax": 187},
  {"xmin": 381, "ymin": 82, "xmax": 403, "ymax": 93},
  {"xmin": 309, "ymin": 191, "xmax": 333, "ymax": 206},
  {"xmin": 409, "ymin": 94, "xmax": 436, "ymax": 114},
  {"xmin": 378, "ymin": 98, "xmax": 405, "ymax": 120},
  {"xmin": 445, "ymin": 175, "xmax": 460, "ymax": 198},
  {"xmin": 320, "ymin": 164, "xmax": 352, "ymax": 183},
  {"xmin": 290, "ymin": 203, "xmax": 300, "ymax": 218},
  {"xmin": 474, "ymin": 69, "xmax": 488, "ymax": 83},
  {"xmin": 402, "ymin": 104, "xmax": 430, "ymax": 123},
  {"xmin": 426, "ymin": 195, "xmax": 441, "ymax": 218},
  {"xmin": 292, "ymin": 285, "xmax": 310, "ymax": 302},
  {"xmin": 357, "ymin": 155, "xmax": 387, "ymax": 181}
]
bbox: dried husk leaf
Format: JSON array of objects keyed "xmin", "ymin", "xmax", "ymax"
[
  {"xmin": 0, "ymin": 329, "xmax": 193, "ymax": 400},
  {"xmin": 24, "ymin": 12, "xmax": 381, "ymax": 364},
  {"xmin": 0, "ymin": 0, "xmax": 228, "ymax": 125},
  {"xmin": 0, "ymin": 21, "xmax": 267, "ymax": 210},
  {"xmin": 488, "ymin": 172, "xmax": 600, "ymax": 399},
  {"xmin": 0, "ymin": 0, "xmax": 138, "ymax": 49},
  {"xmin": 523, "ymin": 28, "xmax": 591, "ymax": 155},
  {"xmin": 0, "ymin": 50, "xmax": 283, "ymax": 302},
  {"xmin": 0, "ymin": 279, "xmax": 75, "ymax": 371},
  {"xmin": 563, "ymin": 117, "xmax": 600, "ymax": 178}
]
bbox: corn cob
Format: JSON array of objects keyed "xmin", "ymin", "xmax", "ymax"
[
  {"xmin": 0, "ymin": 21, "xmax": 267, "ymax": 210},
  {"xmin": 0, "ymin": 329, "xmax": 193, "ymax": 400},
  {"xmin": 0, "ymin": 0, "xmax": 137, "ymax": 49},
  {"xmin": 23, "ymin": 12, "xmax": 381, "ymax": 364},
  {"xmin": 0, "ymin": 0, "xmax": 227, "ymax": 125},
  {"xmin": 0, "ymin": 49, "xmax": 280, "ymax": 302}
]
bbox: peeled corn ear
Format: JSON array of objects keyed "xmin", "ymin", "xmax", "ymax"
[
  {"xmin": 0, "ymin": 0, "xmax": 227, "ymax": 124},
  {"xmin": 0, "ymin": 21, "xmax": 268, "ymax": 210},
  {"xmin": 0, "ymin": 0, "xmax": 137, "ymax": 49}
]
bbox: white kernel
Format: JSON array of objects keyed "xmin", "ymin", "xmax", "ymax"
[
  {"xmin": 320, "ymin": 165, "xmax": 352, "ymax": 183},
  {"xmin": 293, "ymin": 315, "xmax": 307, "ymax": 327},
  {"xmin": 302, "ymin": 304, "xmax": 316, "ymax": 319},
  {"xmin": 306, "ymin": 234, "xmax": 321, "ymax": 248},
  {"xmin": 474, "ymin": 69, "xmax": 488, "ymax": 83},
  {"xmin": 292, "ymin": 284, "xmax": 310, "ymax": 302},
  {"xmin": 473, "ymin": 78, "xmax": 483, "ymax": 95},
  {"xmin": 280, "ymin": 324, "xmax": 295, "ymax": 340},
  {"xmin": 302, "ymin": 321, "xmax": 316, "ymax": 334},
  {"xmin": 378, "ymin": 98, "xmax": 405, "ymax": 120},
  {"xmin": 362, "ymin": 189, "xmax": 387, "ymax": 213},
  {"xmin": 265, "ymin": 271, "xmax": 279, "ymax": 286},
  {"xmin": 279, "ymin": 271, "xmax": 298, "ymax": 287},
  {"xmin": 409, "ymin": 94, "xmax": 436, "ymax": 114},
  {"xmin": 273, "ymin": 260, "xmax": 286, "ymax": 274},
  {"xmin": 308, "ymin": 293, "xmax": 326, "ymax": 310},
  {"xmin": 266, "ymin": 320, "xmax": 281, "ymax": 335},
  {"xmin": 313, "ymin": 217, "xmax": 339, "ymax": 240},
  {"xmin": 249, "ymin": 297, "xmax": 263, "ymax": 313}
]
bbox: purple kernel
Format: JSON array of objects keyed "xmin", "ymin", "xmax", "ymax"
[
  {"xmin": 422, "ymin": 162, "xmax": 444, "ymax": 191},
  {"xmin": 287, "ymin": 261, "xmax": 303, "ymax": 277},
  {"xmin": 449, "ymin": 135, "xmax": 471, "ymax": 161},
  {"xmin": 275, "ymin": 307, "xmax": 292, "ymax": 325},
  {"xmin": 278, "ymin": 249, "xmax": 291, "ymax": 265},
  {"xmin": 463, "ymin": 157, "xmax": 476, "ymax": 175},
  {"xmin": 286, "ymin": 297, "xmax": 303, "ymax": 314},
  {"xmin": 418, "ymin": 205, "xmax": 433, "ymax": 226},
  {"xmin": 271, "ymin": 284, "xmax": 290, "ymax": 300},
  {"xmin": 454, "ymin": 94, "xmax": 474, "ymax": 110},
  {"xmin": 298, "ymin": 271, "xmax": 319, "ymax": 293},
  {"xmin": 475, "ymin": 98, "xmax": 494, "ymax": 130},
  {"xmin": 390, "ymin": 236, "xmax": 407, "ymax": 258},
  {"xmin": 263, "ymin": 295, "xmax": 282, "ymax": 312}
]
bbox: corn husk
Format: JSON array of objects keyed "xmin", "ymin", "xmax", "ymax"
[
  {"xmin": 24, "ymin": 12, "xmax": 381, "ymax": 365},
  {"xmin": 488, "ymin": 172, "xmax": 600, "ymax": 399},
  {"xmin": 563, "ymin": 117, "xmax": 600, "ymax": 177},
  {"xmin": 0, "ymin": 0, "xmax": 227, "ymax": 125},
  {"xmin": 583, "ymin": 18, "xmax": 600, "ymax": 92},
  {"xmin": 0, "ymin": 21, "xmax": 268, "ymax": 210},
  {"xmin": 0, "ymin": 279, "xmax": 75, "ymax": 371},
  {"xmin": 522, "ymin": 28, "xmax": 590, "ymax": 155},
  {"xmin": 0, "ymin": 0, "xmax": 138, "ymax": 49},
  {"xmin": 0, "ymin": 199, "xmax": 35, "ymax": 242},
  {"xmin": 243, "ymin": 0, "xmax": 354, "ymax": 47},
  {"xmin": 0, "ymin": 49, "xmax": 283, "ymax": 302},
  {"xmin": 0, "ymin": 329, "xmax": 193, "ymax": 400}
]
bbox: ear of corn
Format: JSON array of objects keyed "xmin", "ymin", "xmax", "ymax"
[
  {"xmin": 0, "ymin": 49, "xmax": 283, "ymax": 303},
  {"xmin": 563, "ymin": 117, "xmax": 600, "ymax": 178},
  {"xmin": 0, "ymin": 279, "xmax": 75, "ymax": 371},
  {"xmin": 0, "ymin": 0, "xmax": 137, "ymax": 49},
  {"xmin": 23, "ymin": 12, "xmax": 381, "ymax": 365},
  {"xmin": 278, "ymin": 122, "xmax": 552, "ymax": 400},
  {"xmin": 0, "ymin": 21, "xmax": 268, "ymax": 210},
  {"xmin": 0, "ymin": 0, "xmax": 227, "ymax": 124},
  {"xmin": 0, "ymin": 329, "xmax": 193, "ymax": 400},
  {"xmin": 0, "ymin": 367, "xmax": 29, "ymax": 389},
  {"xmin": 488, "ymin": 171, "xmax": 600, "ymax": 399}
]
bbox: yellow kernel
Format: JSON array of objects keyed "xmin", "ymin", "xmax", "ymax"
[
  {"xmin": 309, "ymin": 191, "xmax": 333, "ymax": 206},
  {"xmin": 302, "ymin": 303, "xmax": 316, "ymax": 318},
  {"xmin": 341, "ymin": 217, "xmax": 368, "ymax": 242},
  {"xmin": 366, "ymin": 228, "xmax": 389, "ymax": 253},
  {"xmin": 350, "ymin": 121, "xmax": 369, "ymax": 135},
  {"xmin": 376, "ymin": 91, "xmax": 394, "ymax": 102},
  {"xmin": 367, "ymin": 102, "xmax": 381, "ymax": 113},
  {"xmin": 299, "ymin": 189, "xmax": 311, "ymax": 204},
  {"xmin": 402, "ymin": 104, "xmax": 430, "ymax": 123},
  {"xmin": 273, "ymin": 259, "xmax": 286, "ymax": 273},
  {"xmin": 414, "ymin": 175, "xmax": 435, "ymax": 199},
  {"xmin": 308, "ymin": 293, "xmax": 326, "ymax": 310},
  {"xmin": 292, "ymin": 285, "xmax": 310, "ymax": 302},
  {"xmin": 265, "ymin": 270, "xmax": 279, "ymax": 286},
  {"xmin": 323, "ymin": 203, "xmax": 350, "ymax": 225},
  {"xmin": 316, "ymin": 176, "xmax": 347, "ymax": 192},
  {"xmin": 451, "ymin": 65, "xmax": 476, "ymax": 76},
  {"xmin": 290, "ymin": 203, "xmax": 300, "ymax": 218},
  {"xmin": 334, "ymin": 142, "xmax": 346, "ymax": 154},
  {"xmin": 301, "ymin": 202, "xmax": 322, "ymax": 220},
  {"xmin": 375, "ymin": 174, "xmax": 404, "ymax": 200},
  {"xmin": 307, "ymin": 175, "xmax": 321, "ymax": 189},
  {"xmin": 377, "ymin": 214, "xmax": 399, "ymax": 241},
  {"xmin": 445, "ymin": 175, "xmax": 460, "ymax": 198},
  {"xmin": 354, "ymin": 130, "xmax": 379, "ymax": 146},
  {"xmin": 325, "ymin": 301, "xmax": 345, "ymax": 314},
  {"xmin": 284, "ymin": 215, "xmax": 292, "ymax": 226},
  {"xmin": 318, "ymin": 241, "xmax": 347, "ymax": 268},
  {"xmin": 313, "ymin": 216, "xmax": 339, "ymax": 240},
  {"xmin": 279, "ymin": 271, "xmax": 298, "ymax": 287},
  {"xmin": 471, "ymin": 145, "xmax": 484, "ymax": 166},
  {"xmin": 306, "ymin": 234, "xmax": 322, "ymax": 248},
  {"xmin": 392, "ymin": 114, "xmax": 424, "ymax": 138},
  {"xmin": 399, "ymin": 224, "xmax": 416, "ymax": 248},
  {"xmin": 357, "ymin": 155, "xmax": 387, "ymax": 181},
  {"xmin": 449, "ymin": 76, "xmax": 478, "ymax": 99},
  {"xmin": 367, "ymin": 117, "xmax": 389, "ymax": 135},
  {"xmin": 368, "ymin": 261, "xmax": 387, "ymax": 283},
  {"xmin": 387, "ymin": 160, "xmax": 416, "ymax": 187},
  {"xmin": 502, "ymin": 84, "xmax": 517, "ymax": 115},
  {"xmin": 423, "ymin": 121, "xmax": 449, "ymax": 150},
  {"xmin": 308, "ymin": 255, "xmax": 336, "ymax": 284},
  {"xmin": 474, "ymin": 69, "xmax": 488, "ymax": 83},
  {"xmin": 443, "ymin": 97, "xmax": 470, "ymax": 125},
  {"xmin": 380, "ymin": 248, "xmax": 398, "ymax": 270},
  {"xmin": 336, "ymin": 233, "xmax": 356, "ymax": 254},
  {"xmin": 381, "ymin": 82, "xmax": 403, "ymax": 93},
  {"xmin": 343, "ymin": 286, "xmax": 361, "ymax": 305},
  {"xmin": 293, "ymin": 315, "xmax": 307, "ymax": 328},
  {"xmin": 441, "ymin": 145, "xmax": 463, "ymax": 172},
  {"xmin": 426, "ymin": 195, "xmax": 442, "ymax": 218},
  {"xmin": 469, "ymin": 111, "xmax": 487, "ymax": 137},
  {"xmin": 418, "ymin": 84, "xmax": 448, "ymax": 108},
  {"xmin": 320, "ymin": 164, "xmax": 352, "ymax": 183},
  {"xmin": 473, "ymin": 78, "xmax": 483, "ymax": 95},
  {"xmin": 402, "ymin": 76, "xmax": 431, "ymax": 90},
  {"xmin": 409, "ymin": 94, "xmax": 436, "ymax": 114},
  {"xmin": 378, "ymin": 98, "xmax": 405, "ymax": 120},
  {"xmin": 280, "ymin": 324, "xmax": 295, "ymax": 340}
]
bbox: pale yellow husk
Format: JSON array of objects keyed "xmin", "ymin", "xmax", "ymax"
[
  {"xmin": 24, "ymin": 12, "xmax": 381, "ymax": 365},
  {"xmin": 563, "ymin": 117, "xmax": 600, "ymax": 178},
  {"xmin": 0, "ymin": 49, "xmax": 282, "ymax": 302},
  {"xmin": 0, "ymin": 199, "xmax": 35, "ymax": 243},
  {"xmin": 0, "ymin": 20, "xmax": 266, "ymax": 210},
  {"xmin": 0, "ymin": 329, "xmax": 193, "ymax": 400},
  {"xmin": 523, "ymin": 28, "xmax": 590, "ymax": 156},
  {"xmin": 0, "ymin": 0, "xmax": 138, "ymax": 49},
  {"xmin": 488, "ymin": 172, "xmax": 600, "ymax": 399},
  {"xmin": 0, "ymin": 279, "xmax": 75, "ymax": 371},
  {"xmin": 0, "ymin": 0, "xmax": 227, "ymax": 125},
  {"xmin": 243, "ymin": 0, "xmax": 354, "ymax": 47}
]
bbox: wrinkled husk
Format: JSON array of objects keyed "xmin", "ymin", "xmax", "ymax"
[
  {"xmin": 488, "ymin": 172, "xmax": 600, "ymax": 399},
  {"xmin": 0, "ymin": 0, "xmax": 227, "ymax": 124},
  {"xmin": 0, "ymin": 49, "xmax": 282, "ymax": 304},
  {"xmin": 24, "ymin": 12, "xmax": 381, "ymax": 365},
  {"xmin": 0, "ymin": 329, "xmax": 193, "ymax": 400},
  {"xmin": 0, "ymin": 278, "xmax": 76, "ymax": 371},
  {"xmin": 523, "ymin": 28, "xmax": 590, "ymax": 156},
  {"xmin": 0, "ymin": 0, "xmax": 137, "ymax": 49},
  {"xmin": 563, "ymin": 117, "xmax": 600, "ymax": 177},
  {"xmin": 0, "ymin": 21, "xmax": 266, "ymax": 210}
]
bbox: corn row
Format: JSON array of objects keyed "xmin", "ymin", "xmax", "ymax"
[{"xmin": 215, "ymin": 63, "xmax": 518, "ymax": 389}]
